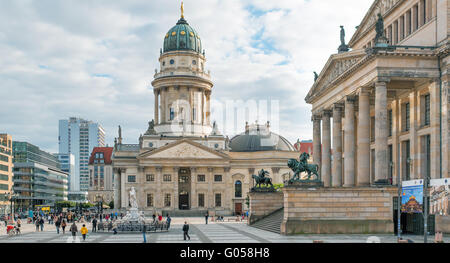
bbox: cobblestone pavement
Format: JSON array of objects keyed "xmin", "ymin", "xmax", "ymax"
[{"xmin": 0, "ymin": 220, "xmax": 447, "ymax": 243}]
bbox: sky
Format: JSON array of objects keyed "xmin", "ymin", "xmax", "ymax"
[{"xmin": 0, "ymin": 0, "xmax": 374, "ymax": 153}]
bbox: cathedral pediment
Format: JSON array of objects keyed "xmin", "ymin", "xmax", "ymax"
[{"xmin": 139, "ymin": 139, "xmax": 229, "ymax": 160}]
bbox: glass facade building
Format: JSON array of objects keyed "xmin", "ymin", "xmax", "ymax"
[{"xmin": 12, "ymin": 142, "xmax": 68, "ymax": 210}]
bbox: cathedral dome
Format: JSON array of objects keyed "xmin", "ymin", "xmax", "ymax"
[
  {"xmin": 229, "ymin": 122, "xmax": 296, "ymax": 152},
  {"xmin": 163, "ymin": 17, "xmax": 202, "ymax": 54}
]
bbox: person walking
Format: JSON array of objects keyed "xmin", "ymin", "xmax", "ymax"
[
  {"xmin": 35, "ymin": 218, "xmax": 40, "ymax": 232},
  {"xmin": 152, "ymin": 214, "xmax": 156, "ymax": 222},
  {"xmin": 80, "ymin": 224, "xmax": 88, "ymax": 242},
  {"xmin": 158, "ymin": 214, "xmax": 162, "ymax": 222},
  {"xmin": 182, "ymin": 221, "xmax": 190, "ymax": 241},
  {"xmin": 55, "ymin": 218, "xmax": 61, "ymax": 234},
  {"xmin": 39, "ymin": 217, "xmax": 44, "ymax": 232},
  {"xmin": 92, "ymin": 217, "xmax": 97, "ymax": 233},
  {"xmin": 142, "ymin": 223, "xmax": 147, "ymax": 243},
  {"xmin": 16, "ymin": 218, "xmax": 21, "ymax": 234},
  {"xmin": 61, "ymin": 219, "xmax": 67, "ymax": 234},
  {"xmin": 166, "ymin": 215, "xmax": 171, "ymax": 230},
  {"xmin": 112, "ymin": 220, "xmax": 118, "ymax": 235},
  {"xmin": 70, "ymin": 222, "xmax": 78, "ymax": 241},
  {"xmin": 205, "ymin": 213, "xmax": 209, "ymax": 224}
]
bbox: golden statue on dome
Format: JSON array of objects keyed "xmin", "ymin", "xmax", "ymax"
[{"xmin": 181, "ymin": 1, "xmax": 184, "ymax": 19}]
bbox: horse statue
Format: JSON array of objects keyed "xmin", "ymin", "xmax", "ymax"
[
  {"xmin": 252, "ymin": 169, "xmax": 273, "ymax": 189},
  {"xmin": 287, "ymin": 152, "xmax": 320, "ymax": 182}
]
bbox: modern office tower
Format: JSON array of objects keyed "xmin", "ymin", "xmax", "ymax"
[
  {"xmin": 88, "ymin": 147, "xmax": 114, "ymax": 205},
  {"xmin": 58, "ymin": 117, "xmax": 105, "ymax": 194},
  {"xmin": 12, "ymin": 141, "xmax": 68, "ymax": 211},
  {"xmin": 0, "ymin": 134, "xmax": 13, "ymax": 215}
]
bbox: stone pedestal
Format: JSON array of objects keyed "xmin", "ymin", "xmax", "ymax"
[
  {"xmin": 248, "ymin": 191, "xmax": 283, "ymax": 225},
  {"xmin": 280, "ymin": 186, "xmax": 397, "ymax": 235}
]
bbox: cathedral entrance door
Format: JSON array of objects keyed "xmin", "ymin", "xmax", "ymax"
[
  {"xmin": 234, "ymin": 203, "xmax": 242, "ymax": 216},
  {"xmin": 178, "ymin": 168, "xmax": 191, "ymax": 210}
]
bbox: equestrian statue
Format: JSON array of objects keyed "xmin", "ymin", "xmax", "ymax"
[
  {"xmin": 287, "ymin": 152, "xmax": 320, "ymax": 183},
  {"xmin": 252, "ymin": 169, "xmax": 274, "ymax": 189}
]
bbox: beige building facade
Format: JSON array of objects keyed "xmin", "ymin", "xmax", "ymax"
[
  {"xmin": 88, "ymin": 147, "xmax": 114, "ymax": 204},
  {"xmin": 0, "ymin": 134, "xmax": 13, "ymax": 215},
  {"xmin": 305, "ymin": 0, "xmax": 449, "ymax": 187},
  {"xmin": 112, "ymin": 10, "xmax": 298, "ymax": 216}
]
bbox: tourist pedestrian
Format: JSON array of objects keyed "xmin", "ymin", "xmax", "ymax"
[
  {"xmin": 152, "ymin": 214, "xmax": 156, "ymax": 222},
  {"xmin": 16, "ymin": 218, "xmax": 21, "ymax": 234},
  {"xmin": 39, "ymin": 217, "xmax": 44, "ymax": 231},
  {"xmin": 142, "ymin": 223, "xmax": 147, "ymax": 243},
  {"xmin": 80, "ymin": 224, "xmax": 88, "ymax": 241},
  {"xmin": 205, "ymin": 213, "xmax": 209, "ymax": 224},
  {"xmin": 70, "ymin": 222, "xmax": 78, "ymax": 241},
  {"xmin": 35, "ymin": 218, "xmax": 40, "ymax": 232},
  {"xmin": 112, "ymin": 220, "xmax": 118, "ymax": 235},
  {"xmin": 166, "ymin": 215, "xmax": 171, "ymax": 229},
  {"xmin": 61, "ymin": 219, "xmax": 67, "ymax": 234},
  {"xmin": 182, "ymin": 221, "xmax": 190, "ymax": 241},
  {"xmin": 158, "ymin": 214, "xmax": 162, "ymax": 222},
  {"xmin": 55, "ymin": 218, "xmax": 61, "ymax": 234},
  {"xmin": 92, "ymin": 217, "xmax": 97, "ymax": 233}
]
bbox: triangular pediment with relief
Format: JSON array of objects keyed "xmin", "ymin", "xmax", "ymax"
[
  {"xmin": 139, "ymin": 139, "xmax": 229, "ymax": 160},
  {"xmin": 306, "ymin": 51, "xmax": 366, "ymax": 102}
]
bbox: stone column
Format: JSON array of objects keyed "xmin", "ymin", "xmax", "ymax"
[
  {"xmin": 156, "ymin": 167, "xmax": 162, "ymax": 208},
  {"xmin": 154, "ymin": 90, "xmax": 159, "ymax": 124},
  {"xmin": 160, "ymin": 88, "xmax": 166, "ymax": 124},
  {"xmin": 190, "ymin": 167, "xmax": 197, "ymax": 209},
  {"xmin": 374, "ymin": 81, "xmax": 389, "ymax": 184},
  {"xmin": 207, "ymin": 168, "xmax": 214, "ymax": 209},
  {"xmin": 321, "ymin": 110, "xmax": 332, "ymax": 187},
  {"xmin": 357, "ymin": 88, "xmax": 371, "ymax": 186},
  {"xmin": 312, "ymin": 114, "xmax": 322, "ymax": 175},
  {"xmin": 344, "ymin": 96, "xmax": 356, "ymax": 187},
  {"xmin": 332, "ymin": 104, "xmax": 343, "ymax": 187},
  {"xmin": 206, "ymin": 91, "xmax": 211, "ymax": 125},
  {"xmin": 114, "ymin": 168, "xmax": 121, "ymax": 209},
  {"xmin": 173, "ymin": 167, "xmax": 179, "ymax": 210},
  {"xmin": 120, "ymin": 168, "xmax": 127, "ymax": 208},
  {"xmin": 430, "ymin": 81, "xmax": 441, "ymax": 179}
]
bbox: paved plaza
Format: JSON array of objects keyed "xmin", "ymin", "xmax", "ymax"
[{"xmin": 0, "ymin": 219, "xmax": 447, "ymax": 243}]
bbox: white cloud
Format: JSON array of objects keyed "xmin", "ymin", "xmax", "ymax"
[{"xmin": 0, "ymin": 0, "xmax": 374, "ymax": 152}]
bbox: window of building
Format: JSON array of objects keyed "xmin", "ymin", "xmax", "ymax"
[
  {"xmin": 198, "ymin": 193, "xmax": 205, "ymax": 207},
  {"xmin": 388, "ymin": 110, "xmax": 393, "ymax": 137},
  {"xmin": 163, "ymin": 174, "xmax": 172, "ymax": 182},
  {"xmin": 405, "ymin": 102, "xmax": 410, "ymax": 132},
  {"xmin": 215, "ymin": 193, "xmax": 222, "ymax": 207},
  {"xmin": 128, "ymin": 175, "xmax": 136, "ymax": 183},
  {"xmin": 192, "ymin": 108, "xmax": 196, "ymax": 121},
  {"xmin": 370, "ymin": 116, "xmax": 375, "ymax": 142},
  {"xmin": 424, "ymin": 94, "xmax": 430, "ymax": 126},
  {"xmin": 164, "ymin": 194, "xmax": 171, "ymax": 207},
  {"xmin": 179, "ymin": 175, "xmax": 189, "ymax": 183},
  {"xmin": 197, "ymin": 174, "xmax": 205, "ymax": 182},
  {"xmin": 214, "ymin": 174, "xmax": 222, "ymax": 182},
  {"xmin": 146, "ymin": 174, "xmax": 155, "ymax": 182},
  {"xmin": 170, "ymin": 108, "xmax": 175, "ymax": 121},
  {"xmin": 235, "ymin": 181, "xmax": 242, "ymax": 198},
  {"xmin": 147, "ymin": 194, "xmax": 153, "ymax": 207}
]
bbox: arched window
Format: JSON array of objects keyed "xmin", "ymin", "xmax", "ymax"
[{"xmin": 235, "ymin": 180, "xmax": 242, "ymax": 198}]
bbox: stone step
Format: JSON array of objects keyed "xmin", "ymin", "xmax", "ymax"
[{"xmin": 250, "ymin": 208, "xmax": 283, "ymax": 234}]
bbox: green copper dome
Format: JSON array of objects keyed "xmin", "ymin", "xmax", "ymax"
[{"xmin": 163, "ymin": 18, "xmax": 202, "ymax": 54}]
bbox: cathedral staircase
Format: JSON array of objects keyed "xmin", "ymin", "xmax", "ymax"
[{"xmin": 250, "ymin": 208, "xmax": 284, "ymax": 234}]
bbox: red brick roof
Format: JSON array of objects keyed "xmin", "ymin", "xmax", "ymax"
[{"xmin": 89, "ymin": 147, "xmax": 113, "ymax": 165}]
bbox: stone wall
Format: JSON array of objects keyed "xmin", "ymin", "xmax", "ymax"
[
  {"xmin": 248, "ymin": 191, "xmax": 284, "ymax": 225},
  {"xmin": 281, "ymin": 186, "xmax": 397, "ymax": 235}
]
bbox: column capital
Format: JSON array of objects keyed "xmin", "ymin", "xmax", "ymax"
[
  {"xmin": 345, "ymin": 95, "xmax": 357, "ymax": 103},
  {"xmin": 173, "ymin": 167, "xmax": 180, "ymax": 172},
  {"xmin": 374, "ymin": 77, "xmax": 390, "ymax": 86},
  {"xmin": 321, "ymin": 109, "xmax": 333, "ymax": 118},
  {"xmin": 190, "ymin": 167, "xmax": 197, "ymax": 173},
  {"xmin": 271, "ymin": 167, "xmax": 280, "ymax": 174},
  {"xmin": 357, "ymin": 87, "xmax": 372, "ymax": 96},
  {"xmin": 248, "ymin": 168, "xmax": 255, "ymax": 174},
  {"xmin": 224, "ymin": 167, "xmax": 231, "ymax": 173},
  {"xmin": 332, "ymin": 103, "xmax": 344, "ymax": 111},
  {"xmin": 312, "ymin": 113, "xmax": 322, "ymax": 122},
  {"xmin": 156, "ymin": 166, "xmax": 163, "ymax": 172},
  {"xmin": 207, "ymin": 167, "xmax": 214, "ymax": 173}
]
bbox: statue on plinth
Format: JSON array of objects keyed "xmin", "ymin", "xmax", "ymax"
[
  {"xmin": 251, "ymin": 169, "xmax": 274, "ymax": 192},
  {"xmin": 287, "ymin": 152, "xmax": 320, "ymax": 185},
  {"xmin": 338, "ymin": 26, "xmax": 349, "ymax": 53}
]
